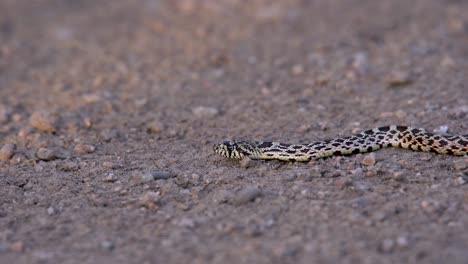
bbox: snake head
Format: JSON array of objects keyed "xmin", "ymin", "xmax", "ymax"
[{"xmin": 213, "ymin": 140, "xmax": 259, "ymax": 159}]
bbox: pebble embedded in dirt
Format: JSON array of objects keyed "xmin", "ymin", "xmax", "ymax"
[
  {"xmin": 103, "ymin": 173, "xmax": 117, "ymax": 182},
  {"xmin": 361, "ymin": 153, "xmax": 376, "ymax": 166},
  {"xmin": 433, "ymin": 125, "xmax": 449, "ymax": 134},
  {"xmin": 47, "ymin": 207, "xmax": 56, "ymax": 215},
  {"xmin": 99, "ymin": 241, "xmax": 114, "ymax": 251},
  {"xmin": 386, "ymin": 71, "xmax": 413, "ymax": 87},
  {"xmin": 455, "ymin": 176, "xmax": 468, "ymax": 185},
  {"xmin": 291, "ymin": 64, "xmax": 304, "ymax": 75},
  {"xmin": 102, "ymin": 161, "xmax": 117, "ymax": 169},
  {"xmin": 74, "ymin": 144, "xmax": 95, "ymax": 154},
  {"xmin": 30, "ymin": 111, "xmax": 57, "ymax": 133},
  {"xmin": 192, "ymin": 106, "xmax": 219, "ymax": 118},
  {"xmin": 139, "ymin": 172, "xmax": 155, "ymax": 183},
  {"xmin": 396, "ymin": 235, "xmax": 409, "ymax": 248},
  {"xmin": 453, "ymin": 159, "xmax": 466, "ymax": 171},
  {"xmin": 56, "ymin": 161, "xmax": 79, "ymax": 171},
  {"xmin": 351, "ymin": 52, "xmax": 369, "ymax": 74},
  {"xmin": 0, "ymin": 143, "xmax": 16, "ymax": 161},
  {"xmin": 232, "ymin": 187, "xmax": 262, "ymax": 205},
  {"xmin": 151, "ymin": 170, "xmax": 175, "ymax": 180},
  {"xmin": 147, "ymin": 121, "xmax": 164, "ymax": 134},
  {"xmin": 391, "ymin": 171, "xmax": 405, "ymax": 181},
  {"xmin": 36, "ymin": 148, "xmax": 56, "ymax": 161}
]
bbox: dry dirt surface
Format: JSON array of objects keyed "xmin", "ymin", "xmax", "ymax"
[{"xmin": 1, "ymin": 1, "xmax": 468, "ymax": 263}]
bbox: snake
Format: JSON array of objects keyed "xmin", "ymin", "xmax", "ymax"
[{"xmin": 213, "ymin": 125, "xmax": 468, "ymax": 162}]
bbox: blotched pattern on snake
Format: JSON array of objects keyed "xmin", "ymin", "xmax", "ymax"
[{"xmin": 213, "ymin": 126, "xmax": 468, "ymax": 162}]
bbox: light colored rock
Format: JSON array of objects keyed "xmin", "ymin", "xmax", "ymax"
[
  {"xmin": 36, "ymin": 148, "xmax": 56, "ymax": 161},
  {"xmin": 0, "ymin": 143, "xmax": 15, "ymax": 161},
  {"xmin": 192, "ymin": 106, "xmax": 219, "ymax": 118},
  {"xmin": 74, "ymin": 144, "xmax": 95, "ymax": 154}
]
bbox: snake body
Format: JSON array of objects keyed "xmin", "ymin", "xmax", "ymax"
[{"xmin": 213, "ymin": 126, "xmax": 468, "ymax": 162}]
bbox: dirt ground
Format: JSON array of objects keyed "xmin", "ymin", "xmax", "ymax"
[{"xmin": 1, "ymin": 0, "xmax": 468, "ymax": 263}]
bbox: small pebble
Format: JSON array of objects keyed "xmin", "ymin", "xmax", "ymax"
[
  {"xmin": 74, "ymin": 144, "xmax": 95, "ymax": 154},
  {"xmin": 83, "ymin": 116, "xmax": 92, "ymax": 128},
  {"xmin": 453, "ymin": 159, "xmax": 467, "ymax": 171},
  {"xmin": 0, "ymin": 143, "xmax": 15, "ymax": 161},
  {"xmin": 147, "ymin": 121, "xmax": 164, "ymax": 134},
  {"xmin": 30, "ymin": 111, "xmax": 57, "ymax": 133},
  {"xmin": 103, "ymin": 173, "xmax": 116, "ymax": 182},
  {"xmin": 192, "ymin": 106, "xmax": 219, "ymax": 118},
  {"xmin": 361, "ymin": 153, "xmax": 376, "ymax": 166},
  {"xmin": 455, "ymin": 176, "xmax": 468, "ymax": 185},
  {"xmin": 396, "ymin": 235, "xmax": 409, "ymax": 247},
  {"xmin": 232, "ymin": 187, "xmax": 262, "ymax": 205},
  {"xmin": 102, "ymin": 161, "xmax": 117, "ymax": 169},
  {"xmin": 56, "ymin": 161, "xmax": 79, "ymax": 171},
  {"xmin": 17, "ymin": 128, "xmax": 31, "ymax": 138},
  {"xmin": 351, "ymin": 52, "xmax": 369, "ymax": 73},
  {"xmin": 174, "ymin": 175, "xmax": 190, "ymax": 188},
  {"xmin": 291, "ymin": 64, "xmax": 304, "ymax": 75},
  {"xmin": 47, "ymin": 207, "xmax": 55, "ymax": 215},
  {"xmin": 392, "ymin": 171, "xmax": 405, "ymax": 181},
  {"xmin": 151, "ymin": 170, "xmax": 175, "ymax": 180},
  {"xmin": 140, "ymin": 172, "xmax": 155, "ymax": 183},
  {"xmin": 433, "ymin": 125, "xmax": 449, "ymax": 134},
  {"xmin": 191, "ymin": 173, "xmax": 201, "ymax": 181},
  {"xmin": 386, "ymin": 71, "xmax": 412, "ymax": 87},
  {"xmin": 36, "ymin": 148, "xmax": 56, "ymax": 161},
  {"xmin": 99, "ymin": 241, "xmax": 114, "ymax": 251}
]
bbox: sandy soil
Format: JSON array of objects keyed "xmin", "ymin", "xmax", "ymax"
[{"xmin": 1, "ymin": 1, "xmax": 468, "ymax": 263}]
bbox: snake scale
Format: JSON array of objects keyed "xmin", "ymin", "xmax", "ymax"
[{"xmin": 213, "ymin": 126, "xmax": 468, "ymax": 162}]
